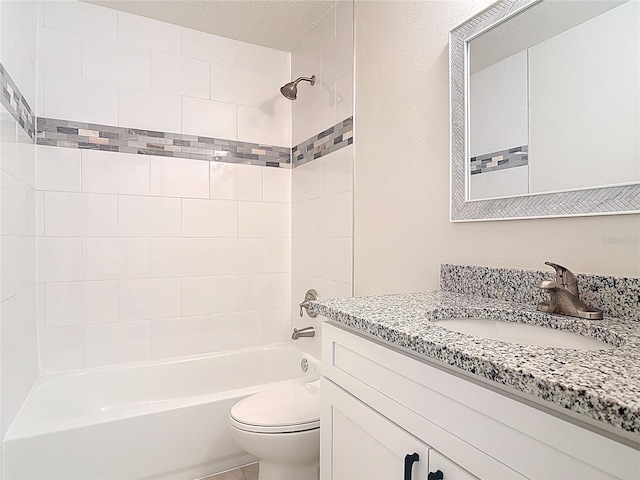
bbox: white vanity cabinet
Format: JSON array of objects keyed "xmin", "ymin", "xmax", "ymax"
[{"xmin": 320, "ymin": 322, "xmax": 640, "ymax": 480}]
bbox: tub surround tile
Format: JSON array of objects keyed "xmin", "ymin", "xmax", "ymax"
[
  {"xmin": 37, "ymin": 117, "xmax": 291, "ymax": 168},
  {"xmin": 0, "ymin": 63, "xmax": 36, "ymax": 138},
  {"xmin": 292, "ymin": 116, "xmax": 353, "ymax": 167},
  {"xmin": 311, "ymin": 265, "xmax": 640, "ymax": 436},
  {"xmin": 470, "ymin": 145, "xmax": 528, "ymax": 175}
]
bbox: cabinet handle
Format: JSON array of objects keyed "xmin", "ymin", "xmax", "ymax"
[
  {"xmin": 403, "ymin": 453, "xmax": 419, "ymax": 480},
  {"xmin": 428, "ymin": 470, "xmax": 444, "ymax": 480}
]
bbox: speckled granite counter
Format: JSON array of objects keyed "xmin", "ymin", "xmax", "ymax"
[{"xmin": 310, "ymin": 289, "xmax": 640, "ymax": 438}]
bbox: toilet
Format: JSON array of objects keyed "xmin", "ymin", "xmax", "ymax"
[{"xmin": 229, "ymin": 380, "xmax": 320, "ymax": 480}]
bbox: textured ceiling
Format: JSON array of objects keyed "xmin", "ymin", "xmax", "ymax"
[{"xmin": 82, "ymin": 0, "xmax": 336, "ymax": 51}]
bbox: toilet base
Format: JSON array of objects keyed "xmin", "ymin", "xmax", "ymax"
[{"xmin": 258, "ymin": 460, "xmax": 319, "ymax": 480}]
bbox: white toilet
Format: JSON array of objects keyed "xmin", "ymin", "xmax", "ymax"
[{"xmin": 229, "ymin": 380, "xmax": 321, "ymax": 480}]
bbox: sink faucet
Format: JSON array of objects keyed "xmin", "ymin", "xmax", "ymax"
[{"xmin": 537, "ymin": 262, "xmax": 603, "ymax": 320}]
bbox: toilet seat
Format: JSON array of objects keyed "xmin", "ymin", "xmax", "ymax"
[{"xmin": 230, "ymin": 381, "xmax": 320, "ymax": 434}]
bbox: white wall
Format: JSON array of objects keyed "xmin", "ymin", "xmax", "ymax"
[
  {"xmin": 354, "ymin": 0, "xmax": 640, "ymax": 297},
  {"xmin": 469, "ymin": 50, "xmax": 528, "ymax": 158},
  {"xmin": 0, "ymin": 0, "xmax": 39, "ymax": 454},
  {"xmin": 290, "ymin": 0, "xmax": 354, "ymax": 359},
  {"xmin": 528, "ymin": 0, "xmax": 639, "ymax": 193},
  {"xmin": 36, "ymin": 0, "xmax": 293, "ymax": 371}
]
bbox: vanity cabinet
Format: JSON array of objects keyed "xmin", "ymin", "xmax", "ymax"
[
  {"xmin": 324, "ymin": 378, "xmax": 476, "ymax": 480},
  {"xmin": 320, "ymin": 322, "xmax": 639, "ymax": 480}
]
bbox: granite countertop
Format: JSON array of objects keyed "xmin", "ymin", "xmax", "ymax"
[{"xmin": 310, "ymin": 290, "xmax": 640, "ymax": 437}]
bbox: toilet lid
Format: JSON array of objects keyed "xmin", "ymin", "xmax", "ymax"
[{"xmin": 230, "ymin": 380, "xmax": 320, "ymax": 434}]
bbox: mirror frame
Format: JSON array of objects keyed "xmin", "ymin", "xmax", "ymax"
[{"xmin": 449, "ymin": 0, "xmax": 640, "ymax": 222}]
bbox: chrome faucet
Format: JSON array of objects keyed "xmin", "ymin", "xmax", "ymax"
[{"xmin": 537, "ymin": 262, "xmax": 603, "ymax": 320}]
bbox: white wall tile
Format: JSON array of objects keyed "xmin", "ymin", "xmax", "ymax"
[
  {"xmin": 45, "ymin": 192, "xmax": 118, "ymax": 237},
  {"xmin": 37, "ymin": 237, "xmax": 82, "ymax": 283},
  {"xmin": 118, "ymin": 196, "xmax": 181, "ymax": 237},
  {"xmin": 84, "ymin": 321, "xmax": 151, "ymax": 367},
  {"xmin": 211, "ymin": 310, "xmax": 262, "ymax": 352},
  {"xmin": 1, "ymin": 340, "xmax": 39, "ymax": 439},
  {"xmin": 262, "ymin": 238, "xmax": 291, "ymax": 273},
  {"xmin": 320, "ymin": 145, "xmax": 353, "ymax": 196},
  {"xmin": 149, "ymin": 156, "xmax": 209, "ymax": 198},
  {"xmin": 181, "ymin": 96, "xmax": 237, "ymax": 139},
  {"xmin": 151, "ymin": 315, "xmax": 210, "ymax": 359},
  {"xmin": 181, "ymin": 28, "xmax": 236, "ymax": 66},
  {"xmin": 37, "ymin": 27, "xmax": 81, "ymax": 77},
  {"xmin": 36, "ymin": 145, "xmax": 81, "ymax": 192},
  {"xmin": 119, "ymin": 278, "xmax": 181, "ymax": 321},
  {"xmin": 82, "ymin": 150, "xmax": 149, "ymax": 195},
  {"xmin": 44, "ymin": 1, "xmax": 117, "ymax": 40},
  {"xmin": 118, "ymin": 86, "xmax": 181, "ymax": 133},
  {"xmin": 181, "ymin": 199, "xmax": 237, "ymax": 237},
  {"xmin": 151, "ymin": 51, "xmax": 209, "ymax": 99},
  {"xmin": 238, "ymin": 104, "xmax": 289, "ymax": 147},
  {"xmin": 1, "ymin": 288, "xmax": 36, "ymax": 367},
  {"xmin": 39, "ymin": 326, "xmax": 83, "ymax": 373},
  {"xmin": 36, "ymin": 191, "xmax": 44, "ymax": 236},
  {"xmin": 82, "ymin": 37, "xmax": 151, "ymax": 89},
  {"xmin": 150, "ymin": 238, "xmax": 210, "ymax": 278},
  {"xmin": 0, "ymin": 236, "xmax": 35, "ymax": 302},
  {"xmin": 322, "ymin": 6, "xmax": 353, "ymax": 85},
  {"xmin": 210, "ymin": 162, "xmax": 262, "ymax": 201},
  {"xmin": 334, "ymin": 192, "xmax": 354, "ymax": 238},
  {"xmin": 237, "ymin": 273, "xmax": 288, "ymax": 310},
  {"xmin": 320, "ymin": 238, "xmax": 352, "ymax": 283},
  {"xmin": 238, "ymin": 202, "xmax": 289, "ymax": 238},
  {"xmin": 43, "ymin": 73, "xmax": 118, "ymax": 125},
  {"xmin": 335, "ymin": 70, "xmax": 354, "ymax": 123},
  {"xmin": 82, "ymin": 238, "xmax": 150, "ymax": 280},
  {"xmin": 210, "ymin": 63, "xmax": 261, "ymax": 106},
  {"xmin": 237, "ymin": 42, "xmax": 288, "ymax": 77},
  {"xmin": 117, "ymin": 11, "xmax": 180, "ymax": 54},
  {"xmin": 209, "ymin": 238, "xmax": 262, "ymax": 275},
  {"xmin": 182, "ymin": 275, "xmax": 238, "ymax": 316},
  {"xmin": 45, "ymin": 280, "xmax": 118, "ymax": 327},
  {"xmin": 1, "ymin": 180, "xmax": 29, "ymax": 237},
  {"xmin": 292, "ymin": 157, "xmax": 322, "ymax": 202},
  {"xmin": 263, "ymin": 167, "xmax": 290, "ymax": 203},
  {"xmin": 262, "ymin": 308, "xmax": 290, "ymax": 345}
]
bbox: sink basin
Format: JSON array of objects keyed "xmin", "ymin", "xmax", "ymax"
[{"xmin": 432, "ymin": 318, "xmax": 615, "ymax": 350}]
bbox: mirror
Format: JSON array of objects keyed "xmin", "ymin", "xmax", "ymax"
[{"xmin": 450, "ymin": 0, "xmax": 640, "ymax": 221}]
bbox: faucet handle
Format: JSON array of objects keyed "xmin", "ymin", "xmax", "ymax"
[{"xmin": 544, "ymin": 262, "xmax": 579, "ymax": 297}]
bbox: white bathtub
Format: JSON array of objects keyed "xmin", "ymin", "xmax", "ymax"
[{"xmin": 3, "ymin": 344, "xmax": 319, "ymax": 480}]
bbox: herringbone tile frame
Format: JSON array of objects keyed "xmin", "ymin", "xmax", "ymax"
[{"xmin": 449, "ymin": 0, "xmax": 640, "ymax": 222}]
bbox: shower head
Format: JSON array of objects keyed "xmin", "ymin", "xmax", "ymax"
[{"xmin": 280, "ymin": 75, "xmax": 316, "ymax": 100}]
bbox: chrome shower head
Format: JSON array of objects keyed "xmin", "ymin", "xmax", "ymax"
[{"xmin": 280, "ymin": 75, "xmax": 316, "ymax": 100}]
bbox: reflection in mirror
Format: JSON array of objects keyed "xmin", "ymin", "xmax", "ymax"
[{"xmin": 467, "ymin": 0, "xmax": 639, "ymax": 201}]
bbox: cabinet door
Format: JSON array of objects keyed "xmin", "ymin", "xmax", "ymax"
[
  {"xmin": 322, "ymin": 379, "xmax": 430, "ymax": 480},
  {"xmin": 428, "ymin": 449, "xmax": 478, "ymax": 480}
]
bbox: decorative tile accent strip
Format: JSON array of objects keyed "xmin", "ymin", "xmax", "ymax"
[
  {"xmin": 0, "ymin": 62, "xmax": 36, "ymax": 138},
  {"xmin": 36, "ymin": 117, "xmax": 291, "ymax": 168},
  {"xmin": 470, "ymin": 145, "xmax": 528, "ymax": 175},
  {"xmin": 440, "ymin": 264, "xmax": 640, "ymax": 322},
  {"xmin": 292, "ymin": 116, "xmax": 353, "ymax": 167}
]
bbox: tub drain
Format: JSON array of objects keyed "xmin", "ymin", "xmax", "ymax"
[{"xmin": 301, "ymin": 358, "xmax": 309, "ymax": 372}]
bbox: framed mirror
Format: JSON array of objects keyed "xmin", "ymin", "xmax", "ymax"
[{"xmin": 450, "ymin": 0, "xmax": 640, "ymax": 221}]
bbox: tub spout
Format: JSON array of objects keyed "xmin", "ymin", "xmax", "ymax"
[{"xmin": 292, "ymin": 326, "xmax": 315, "ymax": 340}]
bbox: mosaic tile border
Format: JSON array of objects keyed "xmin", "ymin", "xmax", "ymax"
[
  {"xmin": 440, "ymin": 264, "xmax": 640, "ymax": 322},
  {"xmin": 0, "ymin": 62, "xmax": 36, "ymax": 139},
  {"xmin": 470, "ymin": 145, "xmax": 528, "ymax": 175},
  {"xmin": 37, "ymin": 117, "xmax": 292, "ymax": 168},
  {"xmin": 292, "ymin": 116, "xmax": 353, "ymax": 167}
]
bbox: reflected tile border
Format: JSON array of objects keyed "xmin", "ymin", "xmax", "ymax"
[
  {"xmin": 0, "ymin": 62, "xmax": 36, "ymax": 139},
  {"xmin": 37, "ymin": 118, "xmax": 292, "ymax": 168}
]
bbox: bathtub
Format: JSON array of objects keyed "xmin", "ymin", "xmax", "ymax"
[{"xmin": 3, "ymin": 344, "xmax": 319, "ymax": 480}]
